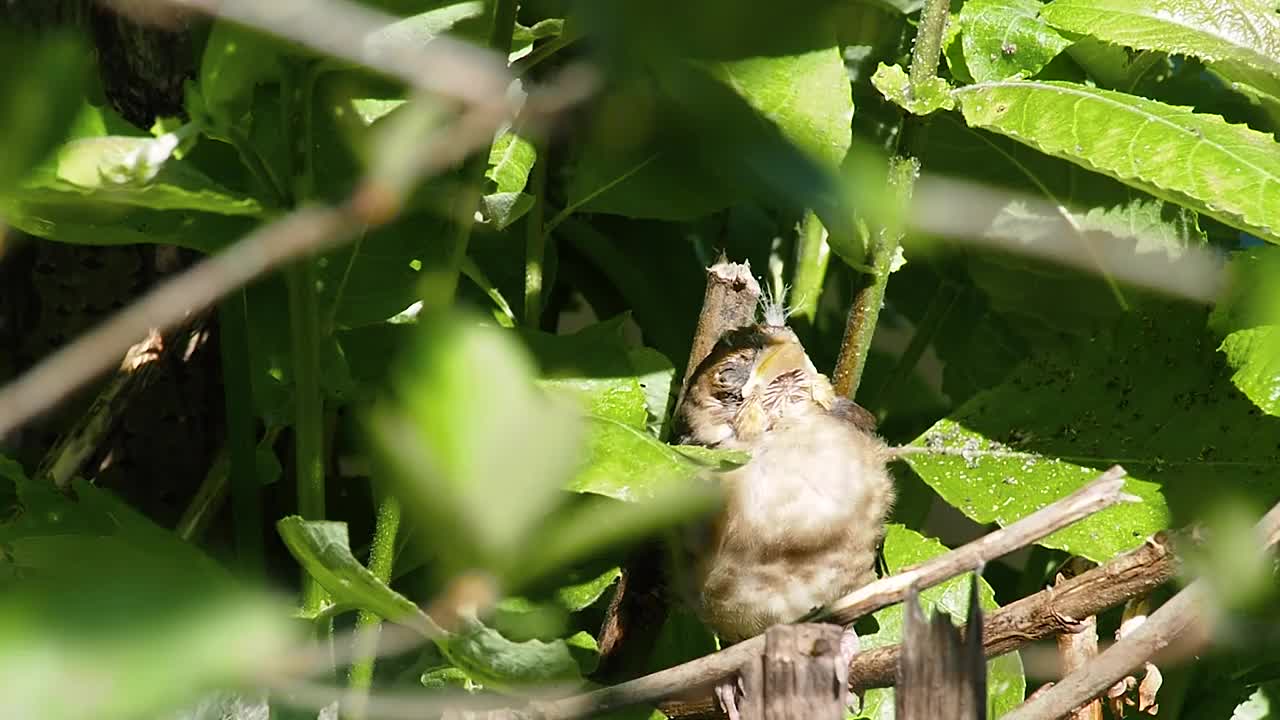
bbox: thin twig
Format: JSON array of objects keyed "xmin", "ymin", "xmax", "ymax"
[
  {"xmin": 823, "ymin": 466, "xmax": 1133, "ymax": 624},
  {"xmin": 1055, "ymin": 566, "xmax": 1103, "ymax": 720},
  {"xmin": 1004, "ymin": 501, "xmax": 1280, "ymax": 720}
]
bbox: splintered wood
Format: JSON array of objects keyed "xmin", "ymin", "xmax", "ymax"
[
  {"xmin": 739, "ymin": 624, "xmax": 845, "ymax": 720},
  {"xmin": 896, "ymin": 579, "xmax": 987, "ymax": 720}
]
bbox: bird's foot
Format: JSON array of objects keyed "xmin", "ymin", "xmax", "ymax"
[
  {"xmin": 836, "ymin": 626, "xmax": 861, "ymax": 714},
  {"xmin": 714, "ymin": 674, "xmax": 746, "ymax": 720}
]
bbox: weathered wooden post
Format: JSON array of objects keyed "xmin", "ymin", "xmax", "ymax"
[
  {"xmin": 738, "ymin": 624, "xmax": 846, "ymax": 720},
  {"xmin": 896, "ymin": 577, "xmax": 987, "ymax": 720}
]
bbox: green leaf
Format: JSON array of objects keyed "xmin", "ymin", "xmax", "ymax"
[
  {"xmin": 362, "ymin": 1, "xmax": 490, "ymax": 59},
  {"xmin": 368, "ymin": 314, "xmax": 582, "ymax": 576},
  {"xmin": 853, "ymin": 525, "xmax": 1025, "ymax": 719},
  {"xmin": 1040, "ymin": 0, "xmax": 1280, "ymax": 96},
  {"xmin": 441, "ymin": 615, "xmax": 586, "ymax": 691},
  {"xmin": 953, "ymin": 81, "xmax": 1280, "ymax": 244},
  {"xmin": 0, "ymin": 32, "xmax": 87, "ymax": 192},
  {"xmin": 568, "ymin": 417, "xmax": 718, "ymax": 501},
  {"xmin": 871, "ymin": 63, "xmax": 955, "ymax": 114},
  {"xmin": 566, "ymin": 47, "xmax": 853, "ymax": 226},
  {"xmin": 904, "ymin": 308, "xmax": 1280, "ymax": 561},
  {"xmin": 479, "ymin": 191, "xmax": 535, "ymax": 229},
  {"xmin": 1220, "ymin": 327, "xmax": 1280, "ymax": 416},
  {"xmin": 198, "ymin": 21, "xmax": 289, "ymax": 127},
  {"xmin": 629, "ymin": 347, "xmax": 677, "ymax": 439},
  {"xmin": 959, "ymin": 0, "xmax": 1072, "ymax": 82},
  {"xmin": 488, "ymin": 131, "xmax": 537, "ymax": 194},
  {"xmin": 276, "ymin": 517, "xmax": 439, "ymax": 634},
  {"xmin": 0, "ymin": 460, "xmax": 293, "ymax": 720}
]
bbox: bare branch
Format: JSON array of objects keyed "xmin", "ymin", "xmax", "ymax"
[
  {"xmin": 678, "ymin": 259, "xmax": 762, "ymax": 401},
  {"xmin": 1004, "ymin": 501, "xmax": 1280, "ymax": 720},
  {"xmin": 823, "ymin": 466, "xmax": 1133, "ymax": 625}
]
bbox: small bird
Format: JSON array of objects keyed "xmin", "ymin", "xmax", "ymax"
[{"xmin": 674, "ymin": 318, "xmax": 895, "ymax": 718}]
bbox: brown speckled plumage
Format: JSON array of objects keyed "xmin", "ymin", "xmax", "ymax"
[{"xmin": 676, "ymin": 323, "xmax": 894, "ymax": 643}]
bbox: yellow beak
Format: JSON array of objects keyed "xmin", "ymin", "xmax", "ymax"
[{"xmin": 742, "ymin": 340, "xmax": 809, "ymax": 397}]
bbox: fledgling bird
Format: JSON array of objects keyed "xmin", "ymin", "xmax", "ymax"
[{"xmin": 674, "ymin": 317, "xmax": 895, "ymax": 718}]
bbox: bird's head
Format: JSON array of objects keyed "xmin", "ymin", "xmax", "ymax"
[{"xmin": 676, "ymin": 323, "xmax": 838, "ymax": 448}]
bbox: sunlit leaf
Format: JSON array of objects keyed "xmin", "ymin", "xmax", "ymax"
[
  {"xmin": 871, "ymin": 63, "xmax": 955, "ymax": 115},
  {"xmin": 904, "ymin": 308, "xmax": 1280, "ymax": 561},
  {"xmin": 441, "ymin": 615, "xmax": 587, "ymax": 691},
  {"xmin": 853, "ymin": 525, "xmax": 1024, "ymax": 719},
  {"xmin": 953, "ymin": 81, "xmax": 1280, "ymax": 244},
  {"xmin": 276, "ymin": 517, "xmax": 438, "ymax": 634},
  {"xmin": 1041, "ymin": 0, "xmax": 1280, "ymax": 96},
  {"xmin": 959, "ymin": 0, "xmax": 1071, "ymax": 82}
]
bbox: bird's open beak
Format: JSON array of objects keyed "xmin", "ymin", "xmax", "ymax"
[{"xmin": 742, "ymin": 340, "xmax": 810, "ymax": 397}]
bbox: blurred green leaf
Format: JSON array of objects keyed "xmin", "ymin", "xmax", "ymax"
[
  {"xmin": 1041, "ymin": 0, "xmax": 1280, "ymax": 97},
  {"xmin": 276, "ymin": 517, "xmax": 438, "ymax": 633},
  {"xmin": 567, "ymin": 47, "xmax": 853, "ymax": 230},
  {"xmin": 853, "ymin": 525, "xmax": 1024, "ymax": 719},
  {"xmin": 953, "ymin": 81, "xmax": 1280, "ymax": 244},
  {"xmin": 0, "ymin": 32, "xmax": 87, "ymax": 192},
  {"xmin": 368, "ymin": 314, "xmax": 582, "ymax": 576},
  {"xmin": 479, "ymin": 191, "xmax": 535, "ymax": 230},
  {"xmin": 0, "ymin": 459, "xmax": 292, "ymax": 720},
  {"xmin": 362, "ymin": 1, "xmax": 490, "ymax": 60},
  {"xmin": 958, "ymin": 0, "xmax": 1071, "ymax": 82},
  {"xmin": 904, "ymin": 307, "xmax": 1280, "ymax": 561},
  {"xmin": 199, "ymin": 21, "xmax": 289, "ymax": 127},
  {"xmin": 488, "ymin": 131, "xmax": 537, "ymax": 194},
  {"xmin": 441, "ymin": 615, "xmax": 588, "ymax": 690}
]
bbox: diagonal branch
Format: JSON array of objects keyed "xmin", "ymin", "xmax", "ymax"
[{"xmin": 1003, "ymin": 500, "xmax": 1280, "ymax": 720}]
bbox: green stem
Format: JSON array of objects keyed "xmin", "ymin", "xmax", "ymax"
[
  {"xmin": 287, "ymin": 262, "xmax": 328, "ymax": 613},
  {"xmin": 789, "ymin": 211, "xmax": 831, "ymax": 328},
  {"xmin": 286, "ymin": 63, "xmax": 328, "ymax": 614},
  {"xmin": 218, "ymin": 290, "xmax": 264, "ymax": 575},
  {"xmin": 524, "ymin": 149, "xmax": 548, "ymax": 327},
  {"xmin": 343, "ymin": 494, "xmax": 402, "ymax": 720},
  {"xmin": 908, "ymin": 0, "xmax": 952, "ymax": 89},
  {"xmin": 832, "ymin": 156, "xmax": 917, "ymax": 400}
]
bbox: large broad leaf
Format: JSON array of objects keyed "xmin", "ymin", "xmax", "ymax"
[
  {"xmin": 903, "ymin": 307, "xmax": 1280, "ymax": 561},
  {"xmin": 566, "ymin": 47, "xmax": 853, "ymax": 234},
  {"xmin": 441, "ymin": 617, "xmax": 593, "ymax": 691},
  {"xmin": 1040, "ymin": 0, "xmax": 1280, "ymax": 97},
  {"xmin": 0, "ymin": 32, "xmax": 87, "ymax": 192},
  {"xmin": 959, "ymin": 0, "xmax": 1072, "ymax": 82},
  {"xmin": 276, "ymin": 517, "xmax": 437, "ymax": 632},
  {"xmin": 913, "ymin": 114, "xmax": 1208, "ymax": 340},
  {"xmin": 1219, "ymin": 327, "xmax": 1280, "ymax": 417},
  {"xmin": 853, "ymin": 525, "xmax": 1025, "ymax": 719},
  {"xmin": 952, "ymin": 81, "xmax": 1280, "ymax": 245}
]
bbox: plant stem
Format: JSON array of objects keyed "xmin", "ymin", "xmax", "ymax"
[
  {"xmin": 524, "ymin": 149, "xmax": 548, "ymax": 327},
  {"xmin": 218, "ymin": 290, "xmax": 264, "ymax": 575},
  {"xmin": 832, "ymin": 156, "xmax": 917, "ymax": 399},
  {"xmin": 908, "ymin": 0, "xmax": 952, "ymax": 89},
  {"xmin": 287, "ymin": 262, "xmax": 328, "ymax": 614},
  {"xmin": 286, "ymin": 63, "xmax": 329, "ymax": 614},
  {"xmin": 789, "ymin": 211, "xmax": 831, "ymax": 329},
  {"xmin": 343, "ymin": 494, "xmax": 403, "ymax": 720}
]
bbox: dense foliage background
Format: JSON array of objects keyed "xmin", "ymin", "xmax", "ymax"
[{"xmin": 2, "ymin": 0, "xmax": 1280, "ymax": 718}]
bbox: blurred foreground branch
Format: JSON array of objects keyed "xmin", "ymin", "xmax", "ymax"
[
  {"xmin": 0, "ymin": 34, "xmax": 593, "ymax": 440},
  {"xmin": 1004, "ymin": 500, "xmax": 1280, "ymax": 720}
]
